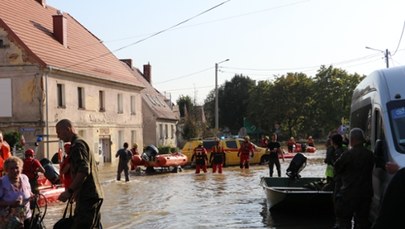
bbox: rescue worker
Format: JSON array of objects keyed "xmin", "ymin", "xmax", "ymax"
[
  {"xmin": 130, "ymin": 143, "xmax": 139, "ymax": 171},
  {"xmin": 191, "ymin": 142, "xmax": 208, "ymax": 174},
  {"xmin": 307, "ymin": 136, "xmax": 315, "ymax": 147},
  {"xmin": 209, "ymin": 138, "xmax": 226, "ymax": 174},
  {"xmin": 0, "ymin": 131, "xmax": 11, "ymax": 176},
  {"xmin": 22, "ymin": 148, "xmax": 45, "ymax": 194},
  {"xmin": 60, "ymin": 143, "xmax": 73, "ymax": 189},
  {"xmin": 237, "ymin": 136, "xmax": 255, "ymax": 170},
  {"xmin": 287, "ymin": 137, "xmax": 296, "ymax": 153}
]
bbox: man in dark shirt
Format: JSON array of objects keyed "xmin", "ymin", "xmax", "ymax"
[
  {"xmin": 267, "ymin": 133, "xmax": 284, "ymax": 177},
  {"xmin": 334, "ymin": 128, "xmax": 374, "ymax": 229},
  {"xmin": 115, "ymin": 142, "xmax": 132, "ymax": 182},
  {"xmin": 56, "ymin": 119, "xmax": 104, "ymax": 228}
]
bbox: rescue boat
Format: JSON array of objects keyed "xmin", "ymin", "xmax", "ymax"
[
  {"xmin": 293, "ymin": 143, "xmax": 316, "ymax": 153},
  {"xmin": 131, "ymin": 152, "xmax": 188, "ymax": 168},
  {"xmin": 37, "ymin": 174, "xmax": 65, "ymax": 207}
]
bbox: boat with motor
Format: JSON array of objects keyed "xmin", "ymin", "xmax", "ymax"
[
  {"xmin": 260, "ymin": 153, "xmax": 333, "ymax": 212},
  {"xmin": 131, "ymin": 145, "xmax": 188, "ymax": 173}
]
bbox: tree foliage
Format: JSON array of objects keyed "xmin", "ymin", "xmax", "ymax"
[{"xmin": 203, "ymin": 65, "xmax": 365, "ymax": 139}]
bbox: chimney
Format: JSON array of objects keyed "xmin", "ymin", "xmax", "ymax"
[
  {"xmin": 35, "ymin": 0, "xmax": 46, "ymax": 7},
  {"xmin": 143, "ymin": 63, "xmax": 152, "ymax": 84},
  {"xmin": 53, "ymin": 13, "xmax": 67, "ymax": 48},
  {"xmin": 120, "ymin": 59, "xmax": 133, "ymax": 68}
]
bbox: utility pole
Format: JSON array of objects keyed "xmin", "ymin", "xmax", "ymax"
[
  {"xmin": 384, "ymin": 49, "xmax": 390, "ymax": 68},
  {"xmin": 365, "ymin": 46, "xmax": 390, "ymax": 68},
  {"xmin": 215, "ymin": 59, "xmax": 229, "ymax": 132}
]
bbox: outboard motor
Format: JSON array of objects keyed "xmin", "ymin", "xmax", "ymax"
[
  {"xmin": 141, "ymin": 145, "xmax": 159, "ymax": 162},
  {"xmin": 40, "ymin": 158, "xmax": 60, "ymax": 185},
  {"xmin": 286, "ymin": 153, "xmax": 307, "ymax": 179}
]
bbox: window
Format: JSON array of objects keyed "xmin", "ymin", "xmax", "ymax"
[
  {"xmin": 130, "ymin": 95, "xmax": 136, "ymax": 115},
  {"xmin": 131, "ymin": 130, "xmax": 136, "ymax": 145},
  {"xmin": 171, "ymin": 125, "xmax": 174, "ymax": 139},
  {"xmin": 57, "ymin": 83, "xmax": 65, "ymax": 108},
  {"xmin": 78, "ymin": 87, "xmax": 85, "ymax": 109},
  {"xmin": 117, "ymin": 93, "xmax": 123, "ymax": 113},
  {"xmin": 165, "ymin": 124, "xmax": 168, "ymax": 139},
  {"xmin": 118, "ymin": 130, "xmax": 124, "ymax": 147},
  {"xmin": 0, "ymin": 79, "xmax": 11, "ymax": 117},
  {"xmin": 159, "ymin": 124, "xmax": 163, "ymax": 139},
  {"xmin": 99, "ymin": 90, "xmax": 105, "ymax": 112}
]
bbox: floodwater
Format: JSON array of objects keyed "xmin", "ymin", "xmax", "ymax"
[{"xmin": 43, "ymin": 150, "xmax": 335, "ymax": 229}]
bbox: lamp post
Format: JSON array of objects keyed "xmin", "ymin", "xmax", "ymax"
[
  {"xmin": 365, "ymin": 46, "xmax": 390, "ymax": 68},
  {"xmin": 215, "ymin": 58, "xmax": 229, "ymax": 131}
]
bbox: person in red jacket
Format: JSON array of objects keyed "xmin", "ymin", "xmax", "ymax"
[
  {"xmin": 210, "ymin": 138, "xmax": 226, "ymax": 174},
  {"xmin": 22, "ymin": 149, "xmax": 45, "ymax": 194},
  {"xmin": 0, "ymin": 131, "xmax": 12, "ymax": 176},
  {"xmin": 60, "ymin": 143, "xmax": 73, "ymax": 189},
  {"xmin": 238, "ymin": 136, "xmax": 255, "ymax": 169},
  {"xmin": 191, "ymin": 142, "xmax": 208, "ymax": 174}
]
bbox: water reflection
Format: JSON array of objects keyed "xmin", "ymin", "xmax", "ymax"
[{"xmin": 43, "ymin": 151, "xmax": 333, "ymax": 228}]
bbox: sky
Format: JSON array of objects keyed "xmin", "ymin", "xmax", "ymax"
[{"xmin": 46, "ymin": 0, "xmax": 405, "ymax": 105}]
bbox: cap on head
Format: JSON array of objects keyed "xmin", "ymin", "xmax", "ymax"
[
  {"xmin": 244, "ymin": 135, "xmax": 250, "ymax": 141},
  {"xmin": 133, "ymin": 143, "xmax": 138, "ymax": 148},
  {"xmin": 25, "ymin": 149, "xmax": 35, "ymax": 156}
]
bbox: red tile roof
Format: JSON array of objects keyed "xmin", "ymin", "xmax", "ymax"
[{"xmin": 0, "ymin": 0, "xmax": 144, "ymax": 87}]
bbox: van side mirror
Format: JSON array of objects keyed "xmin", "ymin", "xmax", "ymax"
[{"xmin": 374, "ymin": 139, "xmax": 387, "ymax": 169}]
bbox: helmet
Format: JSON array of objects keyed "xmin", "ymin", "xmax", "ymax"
[
  {"xmin": 132, "ymin": 143, "xmax": 138, "ymax": 148},
  {"xmin": 25, "ymin": 149, "xmax": 35, "ymax": 156},
  {"xmin": 197, "ymin": 141, "xmax": 203, "ymax": 146},
  {"xmin": 244, "ymin": 135, "xmax": 250, "ymax": 141}
]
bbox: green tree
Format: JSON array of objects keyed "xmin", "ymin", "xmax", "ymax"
[
  {"xmin": 177, "ymin": 95, "xmax": 193, "ymax": 118},
  {"xmin": 220, "ymin": 75, "xmax": 256, "ymax": 133},
  {"xmin": 269, "ymin": 73, "xmax": 314, "ymax": 139},
  {"xmin": 312, "ymin": 65, "xmax": 364, "ymax": 135}
]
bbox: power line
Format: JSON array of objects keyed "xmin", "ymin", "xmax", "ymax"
[
  {"xmin": 64, "ymin": 0, "xmax": 231, "ymax": 68},
  {"xmin": 392, "ymin": 20, "xmax": 405, "ymax": 56}
]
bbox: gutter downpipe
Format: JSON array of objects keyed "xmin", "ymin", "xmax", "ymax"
[{"xmin": 45, "ymin": 66, "xmax": 51, "ymax": 159}]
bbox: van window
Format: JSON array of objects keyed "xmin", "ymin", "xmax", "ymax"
[
  {"xmin": 203, "ymin": 141, "xmax": 216, "ymax": 150},
  {"xmin": 387, "ymin": 100, "xmax": 405, "ymax": 153},
  {"xmin": 350, "ymin": 104, "xmax": 372, "ymax": 135},
  {"xmin": 225, "ymin": 140, "xmax": 238, "ymax": 149}
]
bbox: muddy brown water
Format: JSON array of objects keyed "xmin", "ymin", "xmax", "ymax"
[{"xmin": 43, "ymin": 150, "xmax": 335, "ymax": 228}]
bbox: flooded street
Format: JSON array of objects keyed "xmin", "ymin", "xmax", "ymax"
[{"xmin": 43, "ymin": 150, "xmax": 335, "ymax": 228}]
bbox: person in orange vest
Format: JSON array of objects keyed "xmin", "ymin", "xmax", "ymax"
[
  {"xmin": 237, "ymin": 136, "xmax": 255, "ymax": 170},
  {"xmin": 307, "ymin": 136, "xmax": 315, "ymax": 147},
  {"xmin": 130, "ymin": 143, "xmax": 139, "ymax": 171},
  {"xmin": 287, "ymin": 137, "xmax": 296, "ymax": 153},
  {"xmin": 60, "ymin": 143, "xmax": 73, "ymax": 189},
  {"xmin": 0, "ymin": 131, "xmax": 12, "ymax": 176},
  {"xmin": 191, "ymin": 142, "xmax": 208, "ymax": 174},
  {"xmin": 209, "ymin": 138, "xmax": 226, "ymax": 174},
  {"xmin": 22, "ymin": 149, "xmax": 45, "ymax": 194}
]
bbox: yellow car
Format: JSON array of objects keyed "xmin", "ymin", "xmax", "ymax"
[{"xmin": 181, "ymin": 138, "xmax": 269, "ymax": 166}]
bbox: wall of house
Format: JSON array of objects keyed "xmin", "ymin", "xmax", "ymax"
[
  {"xmin": 0, "ymin": 28, "xmax": 144, "ymax": 162},
  {"xmin": 45, "ymin": 72, "xmax": 144, "ymax": 164},
  {"xmin": 155, "ymin": 120, "xmax": 177, "ymax": 148},
  {"xmin": 0, "ymin": 27, "xmax": 49, "ymax": 157}
]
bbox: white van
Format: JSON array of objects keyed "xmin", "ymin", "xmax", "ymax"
[{"xmin": 350, "ymin": 65, "xmax": 405, "ymax": 221}]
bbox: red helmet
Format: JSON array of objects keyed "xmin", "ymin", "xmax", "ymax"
[{"xmin": 25, "ymin": 149, "xmax": 35, "ymax": 156}]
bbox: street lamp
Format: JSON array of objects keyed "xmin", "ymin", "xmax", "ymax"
[
  {"xmin": 215, "ymin": 58, "xmax": 230, "ymax": 131},
  {"xmin": 365, "ymin": 46, "xmax": 390, "ymax": 68}
]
